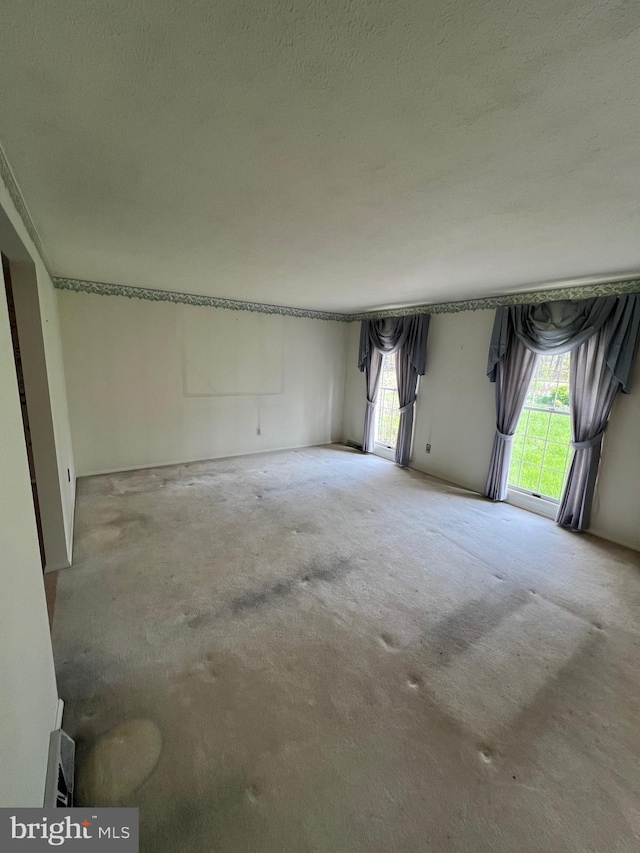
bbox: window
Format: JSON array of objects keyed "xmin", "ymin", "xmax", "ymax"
[
  {"xmin": 375, "ymin": 353, "xmax": 400, "ymax": 450},
  {"xmin": 508, "ymin": 353, "xmax": 572, "ymax": 501}
]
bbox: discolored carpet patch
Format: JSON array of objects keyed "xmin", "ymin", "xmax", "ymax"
[
  {"xmin": 78, "ymin": 719, "xmax": 162, "ymax": 805},
  {"xmin": 425, "ymin": 596, "xmax": 593, "ymax": 741},
  {"xmin": 53, "ymin": 446, "xmax": 640, "ymax": 852}
]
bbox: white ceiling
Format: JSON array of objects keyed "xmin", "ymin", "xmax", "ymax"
[{"xmin": 1, "ymin": 0, "xmax": 640, "ymax": 313}]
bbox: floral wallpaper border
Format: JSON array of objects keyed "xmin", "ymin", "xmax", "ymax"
[
  {"xmin": 349, "ymin": 278, "xmax": 640, "ymax": 320},
  {"xmin": 53, "ymin": 277, "xmax": 350, "ymax": 322},
  {"xmin": 54, "ymin": 275, "xmax": 640, "ymax": 323},
  {"xmin": 0, "ymin": 141, "xmax": 50, "ymax": 269}
]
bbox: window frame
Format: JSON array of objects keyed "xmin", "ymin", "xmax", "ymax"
[
  {"xmin": 507, "ymin": 352, "xmax": 572, "ymax": 510},
  {"xmin": 374, "ymin": 353, "xmax": 400, "ymax": 458}
]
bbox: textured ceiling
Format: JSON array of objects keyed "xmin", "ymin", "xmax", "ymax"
[{"xmin": 1, "ymin": 0, "xmax": 640, "ymax": 312}]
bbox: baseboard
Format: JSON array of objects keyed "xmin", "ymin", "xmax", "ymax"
[
  {"xmin": 76, "ymin": 441, "xmax": 338, "ymax": 478},
  {"xmin": 44, "ymin": 557, "xmax": 70, "ymax": 574},
  {"xmin": 66, "ymin": 473, "xmax": 76, "ymax": 566},
  {"xmin": 587, "ymin": 525, "xmax": 640, "ymax": 553},
  {"xmin": 408, "ymin": 463, "xmax": 639, "ymax": 553},
  {"xmin": 53, "ymin": 698, "xmax": 64, "ymax": 731}
]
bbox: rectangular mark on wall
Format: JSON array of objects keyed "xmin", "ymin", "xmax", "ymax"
[{"xmin": 181, "ymin": 307, "xmax": 285, "ymax": 397}]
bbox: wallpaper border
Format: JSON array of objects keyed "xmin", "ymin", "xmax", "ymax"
[
  {"xmin": 0, "ymin": 141, "xmax": 51, "ymax": 270},
  {"xmin": 54, "ymin": 275, "xmax": 640, "ymax": 322},
  {"xmin": 53, "ymin": 277, "xmax": 351, "ymax": 322},
  {"xmin": 349, "ymin": 278, "xmax": 640, "ymax": 320}
]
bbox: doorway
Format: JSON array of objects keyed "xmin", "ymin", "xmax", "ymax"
[{"xmin": 1, "ymin": 242, "xmax": 70, "ymax": 626}]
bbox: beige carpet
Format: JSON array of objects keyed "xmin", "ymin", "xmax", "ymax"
[{"xmin": 53, "ymin": 445, "xmax": 640, "ymax": 852}]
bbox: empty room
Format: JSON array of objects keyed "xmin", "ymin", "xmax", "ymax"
[{"xmin": 1, "ymin": 1, "xmax": 640, "ymax": 851}]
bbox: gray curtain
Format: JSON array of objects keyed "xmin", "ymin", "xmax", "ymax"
[
  {"xmin": 394, "ymin": 315, "xmax": 429, "ymax": 467},
  {"xmin": 485, "ymin": 327, "xmax": 539, "ymax": 501},
  {"xmin": 486, "ymin": 293, "xmax": 640, "ymax": 528},
  {"xmin": 359, "ymin": 315, "xmax": 429, "ymax": 463},
  {"xmin": 556, "ymin": 318, "xmax": 620, "ymax": 530},
  {"xmin": 487, "ymin": 296, "xmax": 638, "ymax": 389},
  {"xmin": 362, "ymin": 348, "xmax": 383, "ymax": 452}
]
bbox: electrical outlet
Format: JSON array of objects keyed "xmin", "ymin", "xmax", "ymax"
[
  {"xmin": 256, "ymin": 427, "xmax": 261, "ymax": 436},
  {"xmin": 425, "ymin": 443, "xmax": 431, "ymax": 453}
]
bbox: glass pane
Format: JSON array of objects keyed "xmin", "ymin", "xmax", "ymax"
[
  {"xmin": 548, "ymin": 413, "xmax": 571, "ymax": 442},
  {"xmin": 515, "ymin": 411, "xmax": 528, "ymax": 435},
  {"xmin": 522, "ymin": 437, "xmax": 545, "ymax": 467},
  {"xmin": 542, "ymin": 441, "xmax": 569, "ymax": 471},
  {"xmin": 520, "ymin": 463, "xmax": 541, "ymax": 492},
  {"xmin": 379, "ymin": 352, "xmax": 397, "ymax": 390},
  {"xmin": 507, "ymin": 352, "xmax": 572, "ymax": 500},
  {"xmin": 508, "ymin": 454, "xmax": 522, "ymax": 485},
  {"xmin": 540, "ymin": 468, "xmax": 565, "ymax": 500},
  {"xmin": 375, "ymin": 355, "xmax": 399, "ymax": 448},
  {"xmin": 528, "ymin": 411, "xmax": 550, "ymax": 438},
  {"xmin": 551, "ymin": 383, "xmax": 570, "ymax": 411}
]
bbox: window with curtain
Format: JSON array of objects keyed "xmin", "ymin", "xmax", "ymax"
[
  {"xmin": 375, "ymin": 353, "xmax": 400, "ymax": 450},
  {"xmin": 508, "ymin": 353, "xmax": 572, "ymax": 500},
  {"xmin": 485, "ymin": 292, "xmax": 640, "ymax": 530}
]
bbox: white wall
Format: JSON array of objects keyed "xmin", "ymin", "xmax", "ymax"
[
  {"xmin": 343, "ymin": 311, "xmax": 640, "ymax": 552},
  {"xmin": 35, "ymin": 264, "xmax": 76, "ymax": 561},
  {"xmin": 0, "ymin": 263, "xmax": 59, "ymax": 806},
  {"xmin": 10, "ymin": 262, "xmax": 72, "ymax": 570},
  {"xmin": 0, "ymin": 183, "xmax": 76, "ymax": 565},
  {"xmin": 411, "ymin": 311, "xmax": 497, "ymax": 494},
  {"xmin": 589, "ymin": 354, "xmax": 640, "ymax": 550},
  {"xmin": 0, "ymin": 168, "xmax": 74, "ymax": 804},
  {"xmin": 342, "ymin": 321, "xmax": 367, "ymax": 447},
  {"xmin": 59, "ymin": 291, "xmax": 348, "ymax": 476}
]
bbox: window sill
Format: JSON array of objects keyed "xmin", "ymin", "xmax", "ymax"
[
  {"xmin": 507, "ymin": 488, "xmax": 558, "ymax": 520},
  {"xmin": 374, "ymin": 444, "xmax": 396, "ymax": 461}
]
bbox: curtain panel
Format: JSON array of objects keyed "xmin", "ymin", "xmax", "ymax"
[
  {"xmin": 484, "ymin": 328, "xmax": 539, "ymax": 501},
  {"xmin": 557, "ymin": 315, "xmax": 621, "ymax": 530},
  {"xmin": 358, "ymin": 314, "xmax": 429, "ymax": 466},
  {"xmin": 485, "ymin": 293, "xmax": 640, "ymax": 530}
]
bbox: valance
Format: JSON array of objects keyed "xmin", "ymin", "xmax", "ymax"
[
  {"xmin": 487, "ymin": 294, "xmax": 640, "ymax": 392},
  {"xmin": 358, "ymin": 315, "xmax": 429, "ymax": 377}
]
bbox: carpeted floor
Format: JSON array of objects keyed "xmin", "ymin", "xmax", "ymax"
[{"xmin": 53, "ymin": 445, "xmax": 640, "ymax": 852}]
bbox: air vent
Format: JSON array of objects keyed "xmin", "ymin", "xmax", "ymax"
[{"xmin": 44, "ymin": 729, "xmax": 75, "ymax": 807}]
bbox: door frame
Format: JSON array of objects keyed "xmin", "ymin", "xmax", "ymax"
[{"xmin": 0, "ymin": 208, "xmax": 71, "ymax": 574}]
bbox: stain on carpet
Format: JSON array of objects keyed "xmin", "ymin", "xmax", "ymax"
[
  {"xmin": 185, "ymin": 612, "xmax": 213, "ymax": 630},
  {"xmin": 230, "ymin": 556, "xmax": 352, "ymax": 614},
  {"xmin": 421, "ymin": 589, "xmax": 528, "ymax": 665},
  {"xmin": 424, "ymin": 597, "xmax": 592, "ymax": 741},
  {"xmin": 78, "ymin": 719, "xmax": 162, "ymax": 805}
]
